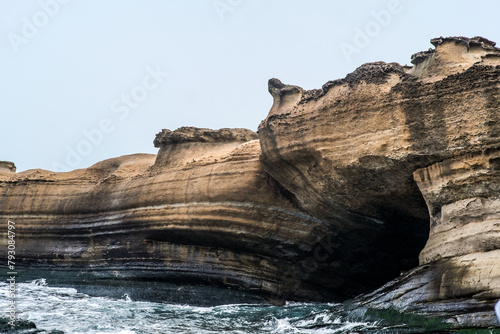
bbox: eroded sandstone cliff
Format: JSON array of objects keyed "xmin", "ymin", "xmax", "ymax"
[
  {"xmin": 1, "ymin": 36, "xmax": 499, "ymax": 327},
  {"xmin": 0, "ymin": 128, "xmax": 352, "ymax": 301},
  {"xmin": 258, "ymin": 36, "xmax": 500, "ymax": 326}
]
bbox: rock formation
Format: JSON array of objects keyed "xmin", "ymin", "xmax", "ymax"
[
  {"xmin": 0, "ymin": 127, "xmax": 346, "ymax": 302},
  {"xmin": 1, "ymin": 36, "xmax": 499, "ymax": 327},
  {"xmin": 0, "ymin": 161, "xmax": 16, "ymax": 173},
  {"xmin": 259, "ymin": 36, "xmax": 500, "ymax": 326}
]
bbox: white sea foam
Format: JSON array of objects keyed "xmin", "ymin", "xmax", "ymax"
[
  {"xmin": 0, "ymin": 279, "xmax": 445, "ymax": 333},
  {"xmin": 31, "ymin": 278, "xmax": 48, "ymax": 286}
]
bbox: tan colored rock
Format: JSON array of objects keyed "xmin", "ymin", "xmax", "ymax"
[
  {"xmin": 1, "ymin": 36, "xmax": 499, "ymax": 327},
  {"xmin": 0, "ymin": 128, "xmax": 342, "ymax": 301},
  {"xmin": 410, "ymin": 36, "xmax": 500, "ymax": 81},
  {"xmin": 260, "ymin": 37, "xmax": 500, "ymax": 229},
  {"xmin": 415, "ymin": 152, "xmax": 500, "ymax": 264},
  {"xmin": 259, "ymin": 36, "xmax": 500, "ymax": 325}
]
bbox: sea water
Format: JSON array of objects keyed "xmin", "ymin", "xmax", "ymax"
[{"xmin": 0, "ymin": 279, "xmax": 489, "ymax": 334}]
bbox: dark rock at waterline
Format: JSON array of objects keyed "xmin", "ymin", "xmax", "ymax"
[{"xmin": 0, "ymin": 317, "xmax": 63, "ymax": 334}]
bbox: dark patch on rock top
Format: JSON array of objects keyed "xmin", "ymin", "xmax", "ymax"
[
  {"xmin": 411, "ymin": 36, "xmax": 500, "ymax": 65},
  {"xmin": 410, "ymin": 49, "xmax": 435, "ymax": 65},
  {"xmin": 343, "ymin": 61, "xmax": 407, "ymax": 86},
  {"xmin": 268, "ymin": 78, "xmax": 303, "ymax": 98},
  {"xmin": 154, "ymin": 126, "xmax": 258, "ymax": 147},
  {"xmin": 430, "ymin": 35, "xmax": 498, "ymax": 50},
  {"xmin": 0, "ymin": 161, "xmax": 16, "ymax": 173},
  {"xmin": 298, "ymin": 62, "xmax": 408, "ymax": 103}
]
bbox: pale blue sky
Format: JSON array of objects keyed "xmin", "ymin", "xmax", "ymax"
[{"xmin": 1, "ymin": 0, "xmax": 499, "ymax": 172}]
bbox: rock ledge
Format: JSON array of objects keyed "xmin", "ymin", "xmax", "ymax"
[
  {"xmin": 154, "ymin": 126, "xmax": 257, "ymax": 147},
  {"xmin": 0, "ymin": 161, "xmax": 16, "ymax": 173}
]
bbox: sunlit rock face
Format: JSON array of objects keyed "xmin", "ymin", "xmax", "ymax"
[
  {"xmin": 1, "ymin": 36, "xmax": 500, "ymax": 327},
  {"xmin": 0, "ymin": 125, "xmax": 426, "ymax": 302},
  {"xmin": 290, "ymin": 36, "xmax": 500, "ymax": 326},
  {"xmin": 0, "ymin": 128, "xmax": 351, "ymax": 301}
]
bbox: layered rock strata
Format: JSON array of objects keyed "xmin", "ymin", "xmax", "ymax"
[
  {"xmin": 0, "ymin": 128, "xmax": 353, "ymax": 301},
  {"xmin": 1, "ymin": 36, "xmax": 499, "ymax": 326},
  {"xmin": 259, "ymin": 36, "xmax": 500, "ymax": 325}
]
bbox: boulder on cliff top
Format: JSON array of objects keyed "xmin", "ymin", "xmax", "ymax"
[
  {"xmin": 153, "ymin": 127, "xmax": 258, "ymax": 146},
  {"xmin": 0, "ymin": 161, "xmax": 16, "ymax": 173}
]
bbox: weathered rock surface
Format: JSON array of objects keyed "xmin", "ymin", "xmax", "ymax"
[
  {"xmin": 0, "ymin": 126, "xmax": 425, "ymax": 302},
  {"xmin": 0, "ymin": 161, "xmax": 16, "ymax": 173},
  {"xmin": 259, "ymin": 36, "xmax": 500, "ymax": 326},
  {"xmin": 1, "ymin": 36, "xmax": 499, "ymax": 327},
  {"xmin": 353, "ymin": 251, "xmax": 500, "ymax": 328},
  {"xmin": 0, "ymin": 128, "xmax": 346, "ymax": 301}
]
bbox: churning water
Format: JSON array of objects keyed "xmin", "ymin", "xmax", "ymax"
[{"xmin": 0, "ymin": 279, "xmax": 476, "ymax": 334}]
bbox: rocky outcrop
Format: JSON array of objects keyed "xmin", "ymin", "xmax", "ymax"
[
  {"xmin": 1, "ymin": 36, "xmax": 499, "ymax": 327},
  {"xmin": 259, "ymin": 36, "xmax": 500, "ymax": 326},
  {"xmin": 153, "ymin": 126, "xmax": 258, "ymax": 145},
  {"xmin": 359, "ymin": 150, "xmax": 499, "ymax": 327},
  {"xmin": 0, "ymin": 125, "xmax": 429, "ymax": 302},
  {"xmin": 0, "ymin": 161, "xmax": 16, "ymax": 173},
  {"xmin": 0, "ymin": 128, "xmax": 346, "ymax": 301},
  {"xmin": 416, "ymin": 153, "xmax": 500, "ymax": 265}
]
